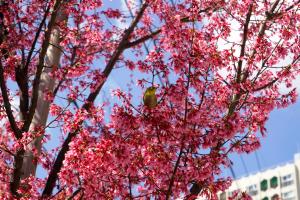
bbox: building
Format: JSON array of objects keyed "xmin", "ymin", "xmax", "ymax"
[{"xmin": 217, "ymin": 153, "xmax": 300, "ymax": 200}]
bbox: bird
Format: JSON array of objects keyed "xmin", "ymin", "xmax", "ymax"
[
  {"xmin": 143, "ymin": 86, "xmax": 158, "ymax": 109},
  {"xmin": 184, "ymin": 181, "xmax": 202, "ymax": 200},
  {"xmin": 190, "ymin": 181, "xmax": 202, "ymax": 195}
]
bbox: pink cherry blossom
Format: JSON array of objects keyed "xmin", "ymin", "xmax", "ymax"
[{"xmin": 0, "ymin": 0, "xmax": 299, "ymax": 199}]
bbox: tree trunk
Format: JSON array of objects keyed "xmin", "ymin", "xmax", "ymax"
[{"xmin": 21, "ymin": 8, "xmax": 68, "ymax": 179}]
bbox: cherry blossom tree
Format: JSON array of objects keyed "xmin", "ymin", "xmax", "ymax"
[{"xmin": 0, "ymin": 0, "xmax": 299, "ymax": 199}]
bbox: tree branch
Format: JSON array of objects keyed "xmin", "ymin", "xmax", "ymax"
[
  {"xmin": 229, "ymin": 0, "xmax": 282, "ymax": 115},
  {"xmin": 249, "ymin": 0, "xmax": 281, "ymax": 61},
  {"xmin": 16, "ymin": 3, "xmax": 51, "ymax": 119},
  {"xmin": 128, "ymin": 175, "xmax": 133, "ymax": 200},
  {"xmin": 236, "ymin": 3, "xmax": 253, "ymax": 83},
  {"xmin": 82, "ymin": 2, "xmax": 148, "ymax": 109},
  {"xmin": 23, "ymin": 0, "xmax": 63, "ymax": 132},
  {"xmin": 0, "ymin": 63, "xmax": 21, "ymax": 138},
  {"xmin": 15, "ymin": 65, "xmax": 30, "ymax": 122},
  {"xmin": 124, "ymin": 5, "xmax": 219, "ymax": 50},
  {"xmin": 67, "ymin": 188, "xmax": 82, "ymax": 200},
  {"xmin": 53, "ymin": 46, "xmax": 77, "ymax": 97},
  {"xmin": 42, "ymin": 2, "xmax": 149, "ymax": 197},
  {"xmin": 23, "ymin": 3, "xmax": 50, "ymax": 72},
  {"xmin": 0, "ymin": 9, "xmax": 21, "ymax": 138},
  {"xmin": 165, "ymin": 147, "xmax": 184, "ymax": 200},
  {"xmin": 285, "ymin": 0, "xmax": 300, "ymax": 12},
  {"xmin": 10, "ymin": 0, "xmax": 64, "ymax": 196},
  {"xmin": 254, "ymin": 54, "xmax": 300, "ymax": 92},
  {"xmin": 10, "ymin": 149, "xmax": 25, "ymax": 196},
  {"xmin": 124, "ymin": 29, "xmax": 161, "ymax": 49}
]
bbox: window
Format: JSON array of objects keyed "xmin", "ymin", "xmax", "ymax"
[
  {"xmin": 271, "ymin": 194, "xmax": 279, "ymax": 200},
  {"xmin": 246, "ymin": 184, "xmax": 258, "ymax": 196},
  {"xmin": 281, "ymin": 174, "xmax": 293, "ymax": 187},
  {"xmin": 260, "ymin": 179, "xmax": 268, "ymax": 191},
  {"xmin": 281, "ymin": 191, "xmax": 295, "ymax": 200},
  {"xmin": 219, "ymin": 192, "xmax": 226, "ymax": 200},
  {"xmin": 262, "ymin": 197, "xmax": 269, "ymax": 200},
  {"xmin": 270, "ymin": 176, "xmax": 278, "ymax": 188}
]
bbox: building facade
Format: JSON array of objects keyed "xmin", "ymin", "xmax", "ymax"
[{"xmin": 217, "ymin": 153, "xmax": 300, "ymax": 200}]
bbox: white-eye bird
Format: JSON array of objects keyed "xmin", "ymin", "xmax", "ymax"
[{"xmin": 143, "ymin": 86, "xmax": 157, "ymax": 109}]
